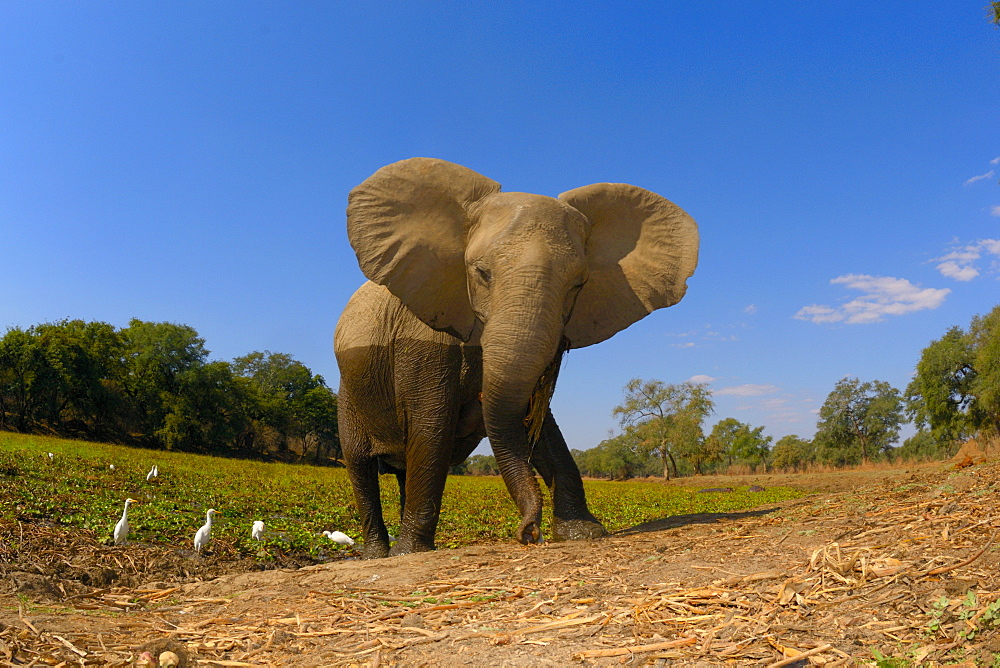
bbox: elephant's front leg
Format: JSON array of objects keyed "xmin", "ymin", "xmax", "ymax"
[
  {"xmin": 390, "ymin": 432, "xmax": 452, "ymax": 556},
  {"xmin": 532, "ymin": 411, "xmax": 608, "ymax": 541}
]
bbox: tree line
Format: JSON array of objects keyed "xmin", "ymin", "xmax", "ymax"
[
  {"xmin": 0, "ymin": 319, "xmax": 340, "ymax": 463},
  {"xmin": 571, "ymin": 304, "xmax": 1000, "ymax": 480}
]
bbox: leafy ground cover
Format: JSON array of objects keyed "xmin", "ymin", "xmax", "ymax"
[{"xmin": 0, "ymin": 431, "xmax": 800, "ymax": 560}]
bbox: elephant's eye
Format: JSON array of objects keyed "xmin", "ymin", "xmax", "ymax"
[{"xmin": 476, "ymin": 266, "xmax": 491, "ymax": 284}]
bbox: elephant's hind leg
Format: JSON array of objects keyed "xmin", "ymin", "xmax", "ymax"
[
  {"xmin": 340, "ymin": 400, "xmax": 393, "ymax": 559},
  {"xmin": 532, "ymin": 411, "xmax": 608, "ymax": 541}
]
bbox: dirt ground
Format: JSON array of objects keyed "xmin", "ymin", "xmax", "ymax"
[{"xmin": 3, "ymin": 456, "xmax": 1000, "ymax": 667}]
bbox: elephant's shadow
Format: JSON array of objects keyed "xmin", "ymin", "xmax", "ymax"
[{"xmin": 614, "ymin": 508, "xmax": 777, "ymax": 535}]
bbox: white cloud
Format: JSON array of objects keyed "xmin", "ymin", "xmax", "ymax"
[
  {"xmin": 795, "ymin": 274, "xmax": 950, "ymax": 324},
  {"xmin": 743, "ymin": 304, "xmax": 758, "ymax": 315},
  {"xmin": 793, "ymin": 304, "xmax": 840, "ymax": 323},
  {"xmin": 717, "ymin": 383, "xmax": 779, "ymax": 397},
  {"xmin": 936, "ymin": 260, "xmax": 980, "ymax": 281},
  {"xmin": 687, "ymin": 374, "xmax": 715, "ymax": 384},
  {"xmin": 933, "ymin": 239, "xmax": 1000, "ymax": 281},
  {"xmin": 965, "ymin": 170, "xmax": 995, "ymax": 186},
  {"xmin": 991, "ymin": 157, "xmax": 1000, "ymax": 165},
  {"xmin": 671, "ymin": 342, "xmax": 695, "ymax": 349},
  {"xmin": 991, "ymin": 206, "xmax": 1000, "ymax": 217}
]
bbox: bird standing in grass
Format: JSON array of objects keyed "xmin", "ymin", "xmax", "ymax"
[
  {"xmin": 114, "ymin": 498, "xmax": 137, "ymax": 545},
  {"xmin": 323, "ymin": 530, "xmax": 356, "ymax": 546},
  {"xmin": 251, "ymin": 520, "xmax": 265, "ymax": 541},
  {"xmin": 194, "ymin": 509, "xmax": 218, "ymax": 553},
  {"xmin": 47, "ymin": 452, "xmax": 54, "ymax": 461},
  {"xmin": 146, "ymin": 464, "xmax": 158, "ymax": 482}
]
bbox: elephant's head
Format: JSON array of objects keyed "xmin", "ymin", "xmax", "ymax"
[{"xmin": 347, "ymin": 158, "xmax": 698, "ymax": 543}]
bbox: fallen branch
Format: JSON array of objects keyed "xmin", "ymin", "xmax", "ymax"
[
  {"xmin": 766, "ymin": 643, "xmax": 835, "ymax": 667},
  {"xmin": 921, "ymin": 531, "xmax": 995, "ymax": 577},
  {"xmin": 574, "ymin": 636, "xmax": 698, "ymax": 659}
]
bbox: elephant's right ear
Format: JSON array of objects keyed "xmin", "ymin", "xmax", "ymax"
[{"xmin": 347, "ymin": 158, "xmax": 501, "ymax": 341}]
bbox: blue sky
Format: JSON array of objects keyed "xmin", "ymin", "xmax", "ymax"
[{"xmin": 2, "ymin": 3, "xmax": 998, "ymax": 453}]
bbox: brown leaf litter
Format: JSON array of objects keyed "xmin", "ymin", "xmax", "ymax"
[{"xmin": 3, "ymin": 459, "xmax": 1000, "ymax": 666}]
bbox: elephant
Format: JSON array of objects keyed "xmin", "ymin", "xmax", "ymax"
[{"xmin": 335, "ymin": 158, "xmax": 699, "ymax": 558}]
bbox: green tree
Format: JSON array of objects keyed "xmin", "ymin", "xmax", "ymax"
[
  {"xmin": 905, "ymin": 326, "xmax": 977, "ymax": 449},
  {"xmin": 731, "ymin": 424, "xmax": 773, "ymax": 472},
  {"xmin": 613, "ymin": 378, "xmax": 714, "ymax": 479},
  {"xmin": 0, "ymin": 320, "xmax": 125, "ymax": 438},
  {"xmin": 464, "ymin": 454, "xmax": 500, "ymax": 476},
  {"xmin": 705, "ymin": 418, "xmax": 774, "ymax": 472},
  {"xmin": 906, "ymin": 306, "xmax": 1000, "ymax": 449},
  {"xmin": 156, "ymin": 361, "xmax": 248, "ymax": 452},
  {"xmin": 771, "ymin": 435, "xmax": 811, "ymax": 471},
  {"xmin": 121, "ymin": 319, "xmax": 210, "ymax": 444},
  {"xmin": 232, "ymin": 351, "xmax": 339, "ymax": 462},
  {"xmin": 895, "ymin": 429, "xmax": 941, "ymax": 462},
  {"xmin": 573, "ymin": 434, "xmax": 654, "ymax": 480},
  {"xmin": 32, "ymin": 320, "xmax": 126, "ymax": 438},
  {"xmin": 0, "ymin": 327, "xmax": 45, "ymax": 432},
  {"xmin": 969, "ymin": 306, "xmax": 1000, "ymax": 435},
  {"xmin": 705, "ymin": 417, "xmax": 744, "ymax": 468},
  {"xmin": 815, "ymin": 377, "xmax": 904, "ymax": 465}
]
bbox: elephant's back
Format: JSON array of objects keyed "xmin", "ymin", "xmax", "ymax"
[
  {"xmin": 335, "ymin": 281, "xmax": 458, "ymax": 353},
  {"xmin": 335, "ymin": 282, "xmax": 398, "ymax": 353}
]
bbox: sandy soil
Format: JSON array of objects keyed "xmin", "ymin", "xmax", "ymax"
[{"xmin": 3, "ymin": 458, "xmax": 999, "ymax": 666}]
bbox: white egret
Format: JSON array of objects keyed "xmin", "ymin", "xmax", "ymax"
[
  {"xmin": 322, "ymin": 530, "xmax": 356, "ymax": 546},
  {"xmin": 146, "ymin": 464, "xmax": 158, "ymax": 482},
  {"xmin": 194, "ymin": 508, "xmax": 218, "ymax": 553},
  {"xmin": 47, "ymin": 452, "xmax": 54, "ymax": 461},
  {"xmin": 251, "ymin": 520, "xmax": 265, "ymax": 541},
  {"xmin": 114, "ymin": 498, "xmax": 137, "ymax": 545},
  {"xmin": 109, "ymin": 464, "xmax": 115, "ymax": 471}
]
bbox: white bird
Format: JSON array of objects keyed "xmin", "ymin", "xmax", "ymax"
[
  {"xmin": 114, "ymin": 498, "xmax": 137, "ymax": 545},
  {"xmin": 47, "ymin": 452, "xmax": 54, "ymax": 461},
  {"xmin": 322, "ymin": 530, "xmax": 356, "ymax": 546},
  {"xmin": 194, "ymin": 508, "xmax": 218, "ymax": 553},
  {"xmin": 251, "ymin": 520, "xmax": 265, "ymax": 541},
  {"xmin": 146, "ymin": 464, "xmax": 158, "ymax": 482},
  {"xmin": 109, "ymin": 464, "xmax": 115, "ymax": 471}
]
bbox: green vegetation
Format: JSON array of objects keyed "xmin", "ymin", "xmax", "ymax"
[
  {"xmin": 0, "ymin": 431, "xmax": 801, "ymax": 554},
  {"xmin": 906, "ymin": 305, "xmax": 1000, "ymax": 455},
  {"xmin": 611, "ymin": 378, "xmax": 715, "ymax": 479},
  {"xmin": 814, "ymin": 377, "xmax": 904, "ymax": 465},
  {"xmin": 0, "ymin": 319, "xmax": 339, "ymax": 462}
]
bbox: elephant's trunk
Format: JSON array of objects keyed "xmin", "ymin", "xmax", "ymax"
[{"xmin": 480, "ymin": 291, "xmax": 566, "ymax": 544}]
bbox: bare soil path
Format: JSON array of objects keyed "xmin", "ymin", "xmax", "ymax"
[{"xmin": 3, "ymin": 459, "xmax": 999, "ymax": 666}]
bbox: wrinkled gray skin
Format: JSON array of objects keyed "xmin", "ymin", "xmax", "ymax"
[{"xmin": 335, "ymin": 158, "xmax": 699, "ymax": 558}]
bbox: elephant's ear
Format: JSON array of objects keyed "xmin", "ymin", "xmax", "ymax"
[
  {"xmin": 558, "ymin": 183, "xmax": 699, "ymax": 349},
  {"xmin": 347, "ymin": 158, "xmax": 501, "ymax": 340}
]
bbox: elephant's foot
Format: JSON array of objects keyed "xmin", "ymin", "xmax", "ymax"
[
  {"xmin": 361, "ymin": 540, "xmax": 391, "ymax": 559},
  {"xmin": 388, "ymin": 536, "xmax": 435, "ymax": 557},
  {"xmin": 516, "ymin": 518, "xmax": 542, "ymax": 545},
  {"xmin": 550, "ymin": 517, "xmax": 608, "ymax": 542}
]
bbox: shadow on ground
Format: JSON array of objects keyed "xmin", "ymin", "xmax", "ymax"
[{"xmin": 617, "ymin": 507, "xmax": 777, "ymax": 535}]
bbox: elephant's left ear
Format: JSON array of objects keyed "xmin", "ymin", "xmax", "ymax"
[{"xmin": 558, "ymin": 183, "xmax": 699, "ymax": 349}]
